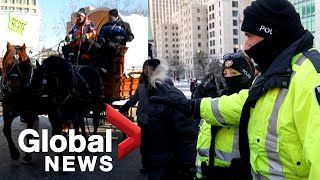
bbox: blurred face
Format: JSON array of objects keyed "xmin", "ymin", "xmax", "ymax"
[
  {"xmin": 76, "ymin": 14, "xmax": 85, "ymax": 23},
  {"xmin": 244, "ymin": 32, "xmax": 265, "ymax": 50},
  {"xmin": 143, "ymin": 65, "xmax": 149, "ymax": 76},
  {"xmin": 223, "ymin": 68, "xmax": 241, "ymax": 77},
  {"xmin": 109, "ymin": 15, "xmax": 117, "ymax": 21}
]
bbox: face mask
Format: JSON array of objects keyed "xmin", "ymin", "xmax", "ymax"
[
  {"xmin": 244, "ymin": 36, "xmax": 288, "ymax": 74},
  {"xmin": 224, "ymin": 74, "xmax": 251, "ymax": 95}
]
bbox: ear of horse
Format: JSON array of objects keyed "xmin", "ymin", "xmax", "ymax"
[
  {"xmin": 22, "ymin": 43, "xmax": 26, "ymax": 50},
  {"xmin": 36, "ymin": 60, "xmax": 40, "ymax": 68},
  {"xmin": 7, "ymin": 42, "xmax": 11, "ymax": 49}
]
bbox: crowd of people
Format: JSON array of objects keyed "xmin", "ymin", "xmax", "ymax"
[{"xmin": 119, "ymin": 0, "xmax": 320, "ymax": 179}]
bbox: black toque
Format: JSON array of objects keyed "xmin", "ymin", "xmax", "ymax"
[
  {"xmin": 241, "ymin": 0, "xmax": 304, "ymax": 42},
  {"xmin": 109, "ymin": 9, "xmax": 119, "ymax": 17}
]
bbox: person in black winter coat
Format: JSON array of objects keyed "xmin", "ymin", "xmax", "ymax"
[
  {"xmin": 96, "ymin": 9, "xmax": 134, "ymax": 72},
  {"xmin": 146, "ymin": 58, "xmax": 197, "ymax": 180},
  {"xmin": 119, "ymin": 60, "xmax": 150, "ymax": 174},
  {"xmin": 98, "ymin": 9, "xmax": 134, "ymax": 47}
]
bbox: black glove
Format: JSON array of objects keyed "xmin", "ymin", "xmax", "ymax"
[
  {"xmin": 149, "ymin": 81, "xmax": 201, "ymax": 117},
  {"xmin": 113, "ymin": 36, "xmax": 125, "ymax": 44},
  {"xmin": 65, "ymin": 35, "xmax": 71, "ymax": 42},
  {"xmin": 119, "ymin": 103, "xmax": 130, "ymax": 114}
]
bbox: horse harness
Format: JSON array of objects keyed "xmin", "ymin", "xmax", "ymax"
[{"xmin": 1, "ymin": 46, "xmax": 34, "ymax": 94}]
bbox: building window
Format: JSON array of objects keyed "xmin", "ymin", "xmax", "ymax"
[
  {"xmin": 232, "ymin": 1, "xmax": 238, "ymax": 8},
  {"xmin": 16, "ymin": 7, "xmax": 22, "ymax": 13},
  {"xmin": 209, "ymin": 6, "xmax": 211, "ymax": 12},
  {"xmin": 233, "ymin": 29, "xmax": 238, "ymax": 35},
  {"xmin": 1, "ymin": 6, "xmax": 7, "ymax": 10},
  {"xmin": 220, "ymin": 39, "xmax": 222, "ymax": 45},
  {"xmin": 198, "ymin": 34, "xmax": 201, "ymax": 38},
  {"xmin": 197, "ymin": 9, "xmax": 200, "ymax": 13},
  {"xmin": 165, "ymin": 44, "xmax": 168, "ymax": 47},
  {"xmin": 8, "ymin": 0, "xmax": 13, "ymax": 3},
  {"xmin": 166, "ymin": 50, "xmax": 168, "ymax": 53},
  {"xmin": 197, "ymin": 17, "xmax": 200, "ymax": 21},
  {"xmin": 1, "ymin": 0, "xmax": 7, "ymax": 3},
  {"xmin": 198, "ymin": 42, "xmax": 201, "ymax": 47},
  {"xmin": 232, "ymin": 10, "xmax": 238, "ymax": 17},
  {"xmin": 173, "ymin": 44, "xmax": 175, "ymax": 48},
  {"xmin": 165, "ymin": 26, "xmax": 167, "ymax": 29},
  {"xmin": 16, "ymin": 0, "xmax": 22, "ymax": 3},
  {"xmin": 23, "ymin": 8, "xmax": 28, "ymax": 13},
  {"xmin": 9, "ymin": 7, "xmax": 14, "ymax": 11},
  {"xmin": 233, "ymin": 20, "xmax": 238, "ymax": 26},
  {"xmin": 172, "ymin": 33, "xmax": 175, "ymax": 36},
  {"xmin": 165, "ymin": 32, "xmax": 167, "ymax": 36},
  {"xmin": 213, "ymin": 49, "xmax": 216, "ymax": 54},
  {"xmin": 233, "ymin": 38, "xmax": 238, "ymax": 45},
  {"xmin": 165, "ymin": 38, "xmax": 168, "ymax": 41},
  {"xmin": 198, "ymin": 26, "xmax": 201, "ymax": 30}
]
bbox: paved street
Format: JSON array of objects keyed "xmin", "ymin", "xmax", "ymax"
[
  {"xmin": 0, "ymin": 115, "xmax": 147, "ymax": 180},
  {"xmin": 0, "ymin": 81, "xmax": 191, "ymax": 180}
]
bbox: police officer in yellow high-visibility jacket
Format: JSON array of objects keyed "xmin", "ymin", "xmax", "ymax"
[
  {"xmin": 195, "ymin": 52, "xmax": 255, "ymax": 179},
  {"xmin": 149, "ymin": 0, "xmax": 320, "ymax": 179}
]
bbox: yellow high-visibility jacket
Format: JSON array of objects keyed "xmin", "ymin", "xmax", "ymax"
[
  {"xmin": 196, "ymin": 120, "xmax": 240, "ymax": 178},
  {"xmin": 200, "ymin": 47, "xmax": 320, "ymax": 180}
]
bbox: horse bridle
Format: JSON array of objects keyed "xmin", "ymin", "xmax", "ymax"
[{"xmin": 1, "ymin": 47, "xmax": 34, "ymax": 91}]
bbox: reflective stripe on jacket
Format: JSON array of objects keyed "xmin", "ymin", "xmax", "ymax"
[
  {"xmin": 200, "ymin": 51, "xmax": 320, "ymax": 179},
  {"xmin": 196, "ymin": 119, "xmax": 241, "ymax": 178}
]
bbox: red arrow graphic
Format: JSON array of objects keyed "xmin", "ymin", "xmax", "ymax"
[{"xmin": 106, "ymin": 104, "xmax": 141, "ymax": 160}]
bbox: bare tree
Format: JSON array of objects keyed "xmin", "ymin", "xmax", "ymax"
[
  {"xmin": 207, "ymin": 60, "xmax": 226, "ymax": 90},
  {"xmin": 49, "ymin": 0, "xmax": 78, "ymax": 42},
  {"xmin": 194, "ymin": 51, "xmax": 210, "ymax": 79},
  {"xmin": 167, "ymin": 59, "xmax": 185, "ymax": 81}
]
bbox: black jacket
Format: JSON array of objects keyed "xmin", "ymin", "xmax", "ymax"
[
  {"xmin": 148, "ymin": 79, "xmax": 197, "ymax": 179},
  {"xmin": 99, "ymin": 18, "xmax": 134, "ymax": 45}
]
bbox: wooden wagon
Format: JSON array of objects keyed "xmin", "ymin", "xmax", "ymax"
[{"xmin": 86, "ymin": 8, "xmax": 140, "ymax": 121}]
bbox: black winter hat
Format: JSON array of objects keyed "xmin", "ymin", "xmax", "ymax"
[
  {"xmin": 77, "ymin": 8, "xmax": 86, "ymax": 17},
  {"xmin": 145, "ymin": 59, "xmax": 160, "ymax": 67},
  {"xmin": 241, "ymin": 0, "xmax": 304, "ymax": 42},
  {"xmin": 222, "ymin": 52, "xmax": 255, "ymax": 81},
  {"xmin": 109, "ymin": 9, "xmax": 119, "ymax": 17}
]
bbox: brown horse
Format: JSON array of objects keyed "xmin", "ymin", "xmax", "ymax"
[{"xmin": 1, "ymin": 42, "xmax": 39, "ymax": 162}]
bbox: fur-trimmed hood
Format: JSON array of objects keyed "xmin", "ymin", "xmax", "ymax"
[{"xmin": 148, "ymin": 58, "xmax": 169, "ymax": 88}]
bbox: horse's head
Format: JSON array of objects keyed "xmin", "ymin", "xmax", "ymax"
[
  {"xmin": 32, "ymin": 56, "xmax": 72, "ymax": 103},
  {"xmin": 2, "ymin": 42, "xmax": 33, "ymax": 93}
]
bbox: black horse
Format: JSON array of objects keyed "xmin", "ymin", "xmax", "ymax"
[
  {"xmin": 1, "ymin": 42, "xmax": 39, "ymax": 162},
  {"xmin": 32, "ymin": 56, "xmax": 105, "ymax": 138}
]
